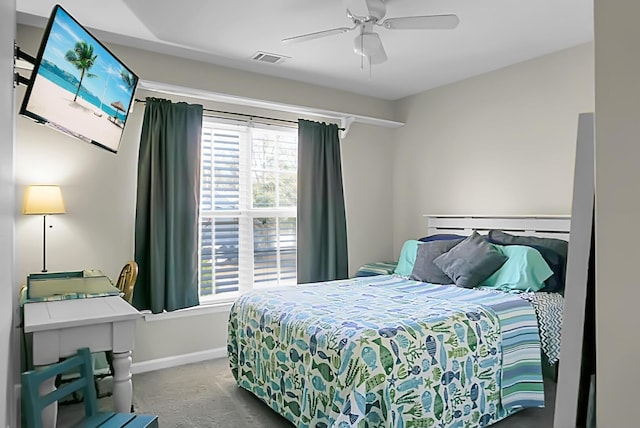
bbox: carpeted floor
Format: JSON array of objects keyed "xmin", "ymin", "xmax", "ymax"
[{"xmin": 57, "ymin": 358, "xmax": 556, "ymax": 427}]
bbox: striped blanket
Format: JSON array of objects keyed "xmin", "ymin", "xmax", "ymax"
[
  {"xmin": 355, "ymin": 261, "xmax": 398, "ymax": 277},
  {"xmin": 228, "ymin": 274, "xmax": 543, "ymax": 427}
]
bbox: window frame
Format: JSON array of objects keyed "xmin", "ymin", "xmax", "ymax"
[{"xmin": 198, "ymin": 118, "xmax": 297, "ymax": 303}]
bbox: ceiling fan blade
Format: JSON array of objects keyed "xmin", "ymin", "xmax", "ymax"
[
  {"xmin": 282, "ymin": 26, "xmax": 355, "ymax": 44},
  {"xmin": 365, "ymin": 0, "xmax": 386, "ymax": 20},
  {"xmin": 382, "ymin": 14, "xmax": 460, "ymax": 30}
]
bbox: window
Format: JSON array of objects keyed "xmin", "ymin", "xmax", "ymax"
[{"xmin": 199, "ymin": 119, "xmax": 297, "ymax": 301}]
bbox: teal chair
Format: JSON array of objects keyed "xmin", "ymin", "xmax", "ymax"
[{"xmin": 21, "ymin": 347, "xmax": 158, "ymax": 428}]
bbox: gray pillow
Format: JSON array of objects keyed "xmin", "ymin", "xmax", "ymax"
[
  {"xmin": 409, "ymin": 238, "xmax": 463, "ymax": 284},
  {"xmin": 433, "ymin": 231, "xmax": 508, "ymax": 288}
]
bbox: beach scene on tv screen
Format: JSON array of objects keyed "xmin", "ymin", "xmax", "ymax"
[{"xmin": 25, "ymin": 7, "xmax": 137, "ymax": 152}]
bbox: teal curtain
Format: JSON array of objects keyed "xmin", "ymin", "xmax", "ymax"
[
  {"xmin": 133, "ymin": 98, "xmax": 203, "ymax": 313},
  {"xmin": 297, "ymin": 119, "xmax": 349, "ymax": 283}
]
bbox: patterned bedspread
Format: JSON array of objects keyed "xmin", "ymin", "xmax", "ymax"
[{"xmin": 228, "ymin": 275, "xmax": 544, "ymax": 428}]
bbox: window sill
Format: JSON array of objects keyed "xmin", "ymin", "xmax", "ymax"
[{"xmin": 141, "ymin": 300, "xmax": 234, "ymax": 322}]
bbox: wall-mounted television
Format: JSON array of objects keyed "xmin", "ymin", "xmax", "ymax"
[{"xmin": 19, "ymin": 4, "xmax": 139, "ymax": 154}]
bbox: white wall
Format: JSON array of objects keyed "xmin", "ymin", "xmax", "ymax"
[
  {"xmin": 15, "ymin": 23, "xmax": 396, "ymax": 364},
  {"xmin": 1, "ymin": 0, "xmax": 17, "ymax": 426},
  {"xmin": 594, "ymin": 2, "xmax": 640, "ymax": 425},
  {"xmin": 392, "ymin": 43, "xmax": 594, "ymax": 254}
]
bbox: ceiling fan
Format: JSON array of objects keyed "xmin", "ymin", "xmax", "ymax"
[{"xmin": 281, "ymin": 0, "xmax": 460, "ymax": 65}]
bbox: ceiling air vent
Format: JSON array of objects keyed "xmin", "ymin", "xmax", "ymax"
[{"xmin": 252, "ymin": 52, "xmax": 288, "ymax": 64}]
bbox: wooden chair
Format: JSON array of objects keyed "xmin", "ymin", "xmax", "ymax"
[
  {"xmin": 115, "ymin": 261, "xmax": 138, "ymax": 304},
  {"xmin": 21, "ymin": 347, "xmax": 158, "ymax": 428}
]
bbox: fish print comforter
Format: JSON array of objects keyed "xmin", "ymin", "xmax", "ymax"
[{"xmin": 227, "ymin": 275, "xmax": 544, "ymax": 428}]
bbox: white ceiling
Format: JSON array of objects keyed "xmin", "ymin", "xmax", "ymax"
[{"xmin": 15, "ymin": 0, "xmax": 594, "ymax": 101}]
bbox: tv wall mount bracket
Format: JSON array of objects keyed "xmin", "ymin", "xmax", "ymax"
[{"xmin": 14, "ymin": 43, "xmax": 35, "ymax": 87}]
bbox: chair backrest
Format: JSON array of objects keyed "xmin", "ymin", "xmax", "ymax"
[
  {"xmin": 22, "ymin": 348, "xmax": 98, "ymax": 428},
  {"xmin": 115, "ymin": 261, "xmax": 138, "ymax": 304}
]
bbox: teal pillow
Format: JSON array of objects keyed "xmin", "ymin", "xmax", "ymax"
[
  {"xmin": 394, "ymin": 240, "xmax": 422, "ymax": 276},
  {"xmin": 479, "ymin": 245, "xmax": 553, "ymax": 292}
]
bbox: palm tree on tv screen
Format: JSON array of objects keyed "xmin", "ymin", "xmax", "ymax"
[
  {"xmin": 64, "ymin": 41, "xmax": 98, "ymax": 102},
  {"xmin": 120, "ymin": 69, "xmax": 135, "ymax": 91}
]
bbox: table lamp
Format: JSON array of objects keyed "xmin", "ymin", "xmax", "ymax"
[{"xmin": 23, "ymin": 185, "xmax": 66, "ymax": 272}]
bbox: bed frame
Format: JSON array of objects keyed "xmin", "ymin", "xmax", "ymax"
[{"xmin": 425, "ymin": 214, "xmax": 571, "ymax": 241}]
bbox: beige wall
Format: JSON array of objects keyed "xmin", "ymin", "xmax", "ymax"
[
  {"xmin": 391, "ymin": 43, "xmax": 594, "ymax": 255},
  {"xmin": 133, "ymin": 311, "xmax": 230, "ymax": 363},
  {"xmin": 97, "ymin": 37, "xmax": 397, "ymax": 125},
  {"xmin": 1, "ymin": 0, "xmax": 16, "ymax": 426},
  {"xmin": 342, "ymin": 122, "xmax": 395, "ymax": 270},
  {"xmin": 594, "ymin": 1, "xmax": 639, "ymax": 425},
  {"xmin": 15, "ymin": 23, "xmax": 396, "ymax": 364}
]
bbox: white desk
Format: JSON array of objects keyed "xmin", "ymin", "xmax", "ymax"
[{"xmin": 23, "ymin": 296, "xmax": 142, "ymax": 428}]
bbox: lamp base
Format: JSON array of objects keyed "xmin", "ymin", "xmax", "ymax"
[{"xmin": 42, "ymin": 214, "xmax": 48, "ymax": 273}]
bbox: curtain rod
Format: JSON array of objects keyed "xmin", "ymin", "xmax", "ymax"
[{"xmin": 134, "ymin": 98, "xmax": 345, "ymax": 130}]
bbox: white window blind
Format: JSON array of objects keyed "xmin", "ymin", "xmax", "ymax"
[{"xmin": 199, "ymin": 120, "xmax": 297, "ymax": 301}]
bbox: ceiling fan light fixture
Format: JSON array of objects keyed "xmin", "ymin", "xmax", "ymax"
[
  {"xmin": 353, "ymin": 32, "xmax": 383, "ymax": 57},
  {"xmin": 368, "ymin": 49, "xmax": 387, "ymax": 65}
]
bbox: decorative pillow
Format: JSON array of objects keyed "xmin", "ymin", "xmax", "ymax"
[
  {"xmin": 433, "ymin": 231, "xmax": 508, "ymax": 288},
  {"xmin": 487, "ymin": 230, "xmax": 568, "ymax": 293},
  {"xmin": 418, "ymin": 234, "xmax": 465, "ymax": 243},
  {"xmin": 394, "ymin": 240, "xmax": 422, "ymax": 276},
  {"xmin": 409, "ymin": 239, "xmax": 463, "ymax": 284},
  {"xmin": 479, "ymin": 245, "xmax": 554, "ymax": 292}
]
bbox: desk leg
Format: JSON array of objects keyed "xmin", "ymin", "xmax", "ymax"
[
  {"xmin": 38, "ymin": 373, "xmax": 57, "ymax": 428},
  {"xmin": 111, "ymin": 350, "xmax": 133, "ymax": 413}
]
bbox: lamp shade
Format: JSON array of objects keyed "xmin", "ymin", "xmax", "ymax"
[{"xmin": 23, "ymin": 185, "xmax": 66, "ymax": 215}]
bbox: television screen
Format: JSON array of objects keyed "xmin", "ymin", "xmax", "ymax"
[{"xmin": 19, "ymin": 4, "xmax": 139, "ymax": 154}]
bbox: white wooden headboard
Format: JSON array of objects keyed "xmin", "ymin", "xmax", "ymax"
[{"xmin": 425, "ymin": 214, "xmax": 571, "ymax": 241}]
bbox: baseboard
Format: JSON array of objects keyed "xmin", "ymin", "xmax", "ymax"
[{"xmin": 131, "ymin": 347, "xmax": 227, "ymax": 374}]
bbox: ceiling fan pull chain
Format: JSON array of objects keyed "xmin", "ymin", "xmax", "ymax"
[{"xmin": 360, "ymin": 27, "xmax": 364, "ymax": 71}]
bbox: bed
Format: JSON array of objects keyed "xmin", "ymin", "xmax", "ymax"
[{"xmin": 228, "ymin": 215, "xmax": 569, "ymax": 428}]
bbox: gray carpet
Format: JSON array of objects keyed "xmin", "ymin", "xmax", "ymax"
[{"xmin": 57, "ymin": 358, "xmax": 556, "ymax": 427}]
